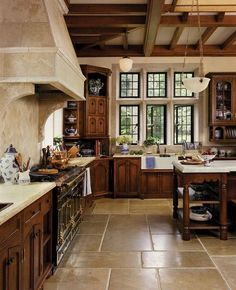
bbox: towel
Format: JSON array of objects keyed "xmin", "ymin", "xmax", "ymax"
[
  {"xmin": 83, "ymin": 167, "xmax": 92, "ymax": 196},
  {"xmin": 145, "ymin": 156, "xmax": 156, "ymax": 169}
]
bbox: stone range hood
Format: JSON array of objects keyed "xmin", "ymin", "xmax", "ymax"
[{"xmin": 0, "ymin": 0, "xmax": 86, "ymax": 102}]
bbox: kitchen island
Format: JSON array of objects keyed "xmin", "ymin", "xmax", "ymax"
[{"xmin": 172, "ymin": 160, "xmax": 236, "ymax": 241}]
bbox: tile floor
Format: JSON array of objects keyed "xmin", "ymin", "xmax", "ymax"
[{"xmin": 44, "ymin": 198, "xmax": 236, "ymax": 290}]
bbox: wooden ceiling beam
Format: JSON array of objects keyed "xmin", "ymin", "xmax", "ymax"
[
  {"xmin": 68, "ymin": 27, "xmax": 129, "ymax": 35},
  {"xmin": 75, "ymin": 44, "xmax": 236, "ymax": 57},
  {"xmin": 123, "ymin": 31, "xmax": 129, "ymax": 50},
  {"xmin": 216, "ymin": 12, "xmax": 225, "ymax": 22},
  {"xmin": 171, "ymin": 0, "xmax": 178, "ymax": 12},
  {"xmin": 71, "ymin": 35, "xmax": 101, "ymax": 44},
  {"xmin": 65, "ymin": 15, "xmax": 146, "ymax": 28},
  {"xmin": 194, "ymin": 27, "xmax": 217, "ymax": 49},
  {"xmin": 143, "ymin": 0, "xmax": 165, "ymax": 57},
  {"xmin": 221, "ymin": 30, "xmax": 236, "ymax": 49},
  {"xmin": 160, "ymin": 15, "xmax": 236, "ymax": 27},
  {"xmin": 169, "ymin": 27, "xmax": 184, "ymax": 50},
  {"xmin": 68, "ymin": 4, "xmax": 147, "ymax": 15},
  {"xmin": 174, "ymin": 5, "xmax": 236, "ymax": 12}
]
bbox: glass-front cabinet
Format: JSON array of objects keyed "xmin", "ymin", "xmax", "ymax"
[{"xmin": 208, "ymin": 73, "xmax": 236, "ymax": 142}]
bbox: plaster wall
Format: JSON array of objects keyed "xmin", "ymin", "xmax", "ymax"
[{"xmin": 0, "ymin": 95, "xmax": 40, "ymax": 165}]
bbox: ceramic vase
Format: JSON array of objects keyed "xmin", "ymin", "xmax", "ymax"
[
  {"xmin": 121, "ymin": 143, "xmax": 129, "ymax": 154},
  {"xmin": 17, "ymin": 170, "xmax": 30, "ymax": 185},
  {"xmin": 0, "ymin": 153, "xmax": 19, "ymax": 184}
]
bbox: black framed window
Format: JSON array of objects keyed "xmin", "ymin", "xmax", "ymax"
[
  {"xmin": 174, "ymin": 105, "xmax": 193, "ymax": 144},
  {"xmin": 174, "ymin": 72, "xmax": 194, "ymax": 97},
  {"xmin": 120, "ymin": 73, "xmax": 140, "ymax": 98},
  {"xmin": 147, "ymin": 72, "xmax": 167, "ymax": 98},
  {"xmin": 119, "ymin": 105, "xmax": 139, "ymax": 144},
  {"xmin": 146, "ymin": 105, "xmax": 166, "ymax": 144}
]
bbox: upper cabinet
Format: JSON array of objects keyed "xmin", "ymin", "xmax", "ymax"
[
  {"xmin": 81, "ymin": 65, "xmax": 112, "ymax": 138},
  {"xmin": 207, "ymin": 73, "xmax": 236, "ymax": 142}
]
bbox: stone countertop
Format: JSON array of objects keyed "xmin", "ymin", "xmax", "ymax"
[
  {"xmin": 173, "ymin": 160, "xmax": 236, "ymax": 173},
  {"xmin": 0, "ymin": 182, "xmax": 56, "ymax": 226},
  {"xmin": 67, "ymin": 156, "xmax": 96, "ymax": 166},
  {"xmin": 113, "ymin": 154, "xmax": 143, "ymax": 158}
]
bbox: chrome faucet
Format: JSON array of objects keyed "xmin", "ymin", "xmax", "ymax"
[{"xmin": 156, "ymin": 143, "xmax": 160, "ymax": 154}]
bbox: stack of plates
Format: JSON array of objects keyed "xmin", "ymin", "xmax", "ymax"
[{"xmin": 190, "ymin": 206, "xmax": 212, "ymax": 221}]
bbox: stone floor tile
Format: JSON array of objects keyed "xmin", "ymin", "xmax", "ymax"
[
  {"xmin": 129, "ymin": 205, "xmax": 171, "ymax": 215},
  {"xmin": 95, "ymin": 198, "xmax": 128, "ymax": 204},
  {"xmin": 69, "ymin": 235, "xmax": 102, "ymax": 252},
  {"xmin": 79, "ymin": 221, "xmax": 107, "ymax": 235},
  {"xmin": 147, "ymin": 215, "xmax": 179, "ymax": 234},
  {"xmin": 159, "ymin": 268, "xmax": 229, "ymax": 290},
  {"xmin": 101, "ymin": 215, "xmax": 152, "ymax": 251},
  {"xmin": 44, "ymin": 268, "xmax": 110, "ymax": 290},
  {"xmin": 142, "ymin": 251, "xmax": 214, "ymax": 268},
  {"xmin": 61, "ymin": 252, "xmax": 142, "ymax": 268},
  {"xmin": 212, "ymin": 256, "xmax": 236, "ymax": 290},
  {"xmin": 199, "ymin": 237, "xmax": 236, "ymax": 255},
  {"xmin": 82, "ymin": 214, "xmax": 109, "ymax": 222},
  {"xmin": 109, "ymin": 269, "xmax": 161, "ymax": 290},
  {"xmin": 152, "ymin": 234, "xmax": 204, "ymax": 251},
  {"xmin": 93, "ymin": 202, "xmax": 129, "ymax": 214},
  {"xmin": 130, "ymin": 199, "xmax": 170, "ymax": 206}
]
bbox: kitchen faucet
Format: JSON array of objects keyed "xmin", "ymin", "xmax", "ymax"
[{"xmin": 156, "ymin": 143, "xmax": 160, "ymax": 154}]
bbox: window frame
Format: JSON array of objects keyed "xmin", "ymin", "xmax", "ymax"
[
  {"xmin": 146, "ymin": 72, "xmax": 167, "ymax": 98},
  {"xmin": 119, "ymin": 104, "xmax": 140, "ymax": 144},
  {"xmin": 174, "ymin": 72, "xmax": 194, "ymax": 98},
  {"xmin": 174, "ymin": 104, "xmax": 194, "ymax": 145},
  {"xmin": 119, "ymin": 72, "xmax": 140, "ymax": 98},
  {"xmin": 146, "ymin": 104, "xmax": 167, "ymax": 144}
]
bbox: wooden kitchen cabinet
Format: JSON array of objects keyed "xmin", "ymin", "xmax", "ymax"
[
  {"xmin": 0, "ymin": 213, "xmax": 23, "ymax": 290},
  {"xmin": 81, "ymin": 65, "xmax": 111, "ymax": 138},
  {"xmin": 140, "ymin": 170, "xmax": 173, "ymax": 198},
  {"xmin": 90, "ymin": 159, "xmax": 110, "ymax": 197},
  {"xmin": 23, "ymin": 191, "xmax": 52, "ymax": 290},
  {"xmin": 114, "ymin": 158, "xmax": 141, "ymax": 197},
  {"xmin": 207, "ymin": 73, "xmax": 236, "ymax": 142}
]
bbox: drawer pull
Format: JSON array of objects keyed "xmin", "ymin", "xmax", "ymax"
[{"xmin": 32, "ymin": 211, "xmax": 36, "ymax": 215}]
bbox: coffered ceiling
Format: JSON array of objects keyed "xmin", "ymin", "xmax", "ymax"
[{"xmin": 65, "ymin": 0, "xmax": 236, "ymax": 57}]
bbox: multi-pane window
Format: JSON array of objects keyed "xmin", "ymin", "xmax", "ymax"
[
  {"xmin": 120, "ymin": 73, "xmax": 140, "ymax": 98},
  {"xmin": 174, "ymin": 72, "xmax": 194, "ymax": 97},
  {"xmin": 146, "ymin": 105, "xmax": 166, "ymax": 144},
  {"xmin": 119, "ymin": 105, "xmax": 139, "ymax": 143},
  {"xmin": 147, "ymin": 73, "xmax": 167, "ymax": 98},
  {"xmin": 174, "ymin": 105, "xmax": 193, "ymax": 144}
]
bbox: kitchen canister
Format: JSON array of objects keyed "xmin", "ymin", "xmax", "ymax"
[{"xmin": 0, "ymin": 144, "xmax": 19, "ymax": 184}]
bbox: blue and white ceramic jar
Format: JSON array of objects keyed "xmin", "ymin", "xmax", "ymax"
[{"xmin": 0, "ymin": 145, "xmax": 19, "ymax": 184}]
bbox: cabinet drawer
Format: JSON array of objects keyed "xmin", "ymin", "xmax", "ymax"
[
  {"xmin": 0, "ymin": 213, "xmax": 22, "ymax": 247},
  {"xmin": 23, "ymin": 200, "xmax": 41, "ymax": 224},
  {"xmin": 41, "ymin": 191, "xmax": 52, "ymax": 214}
]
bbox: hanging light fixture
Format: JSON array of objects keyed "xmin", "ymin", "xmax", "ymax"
[
  {"xmin": 119, "ymin": 56, "xmax": 133, "ymax": 72},
  {"xmin": 182, "ymin": 0, "xmax": 210, "ymax": 93}
]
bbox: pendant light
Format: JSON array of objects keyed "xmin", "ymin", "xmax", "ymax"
[
  {"xmin": 182, "ymin": 0, "xmax": 210, "ymax": 93},
  {"xmin": 119, "ymin": 56, "xmax": 133, "ymax": 72}
]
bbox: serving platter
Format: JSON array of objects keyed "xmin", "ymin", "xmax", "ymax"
[{"xmin": 180, "ymin": 160, "xmax": 204, "ymax": 165}]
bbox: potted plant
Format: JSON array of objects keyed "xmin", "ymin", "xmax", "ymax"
[
  {"xmin": 143, "ymin": 136, "xmax": 158, "ymax": 154},
  {"xmin": 116, "ymin": 135, "xmax": 132, "ymax": 154}
]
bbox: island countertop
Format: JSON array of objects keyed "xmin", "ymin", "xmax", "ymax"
[
  {"xmin": 0, "ymin": 182, "xmax": 56, "ymax": 225},
  {"xmin": 173, "ymin": 160, "xmax": 236, "ymax": 173}
]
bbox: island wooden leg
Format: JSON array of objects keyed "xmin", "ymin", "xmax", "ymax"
[
  {"xmin": 220, "ymin": 175, "xmax": 228, "ymax": 240},
  {"xmin": 182, "ymin": 183, "xmax": 190, "ymax": 241},
  {"xmin": 173, "ymin": 170, "xmax": 178, "ymax": 219}
]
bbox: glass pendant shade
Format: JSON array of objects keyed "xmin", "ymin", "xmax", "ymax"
[
  {"xmin": 182, "ymin": 76, "xmax": 210, "ymax": 93},
  {"xmin": 119, "ymin": 57, "xmax": 133, "ymax": 72}
]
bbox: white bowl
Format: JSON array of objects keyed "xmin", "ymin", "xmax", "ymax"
[{"xmin": 201, "ymin": 154, "xmax": 216, "ymax": 166}]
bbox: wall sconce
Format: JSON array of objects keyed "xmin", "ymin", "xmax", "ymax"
[{"xmin": 119, "ymin": 57, "xmax": 133, "ymax": 72}]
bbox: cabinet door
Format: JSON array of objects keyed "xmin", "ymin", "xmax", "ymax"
[
  {"xmin": 0, "ymin": 244, "xmax": 22, "ymax": 290},
  {"xmin": 141, "ymin": 172, "xmax": 159, "ymax": 198},
  {"xmin": 114, "ymin": 159, "xmax": 128, "ymax": 196},
  {"xmin": 88, "ymin": 98, "xmax": 97, "ymax": 115},
  {"xmin": 159, "ymin": 172, "xmax": 173, "ymax": 198},
  {"xmin": 128, "ymin": 158, "xmax": 140, "ymax": 196},
  {"xmin": 91, "ymin": 160, "xmax": 109, "ymax": 196},
  {"xmin": 96, "ymin": 117, "xmax": 106, "ymax": 135},
  {"xmin": 87, "ymin": 116, "xmax": 97, "ymax": 135},
  {"xmin": 97, "ymin": 98, "xmax": 106, "ymax": 115},
  {"xmin": 23, "ymin": 221, "xmax": 43, "ymax": 290}
]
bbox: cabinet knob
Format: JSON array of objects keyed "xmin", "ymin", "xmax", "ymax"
[{"xmin": 6, "ymin": 257, "xmax": 15, "ymax": 266}]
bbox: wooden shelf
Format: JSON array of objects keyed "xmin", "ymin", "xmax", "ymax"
[{"xmin": 177, "ymin": 187, "xmax": 219, "ymax": 204}]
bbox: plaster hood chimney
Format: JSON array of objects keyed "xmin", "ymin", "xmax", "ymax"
[{"xmin": 0, "ymin": 0, "xmax": 85, "ymax": 100}]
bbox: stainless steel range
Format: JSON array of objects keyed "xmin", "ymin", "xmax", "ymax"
[{"xmin": 51, "ymin": 166, "xmax": 86, "ymax": 267}]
